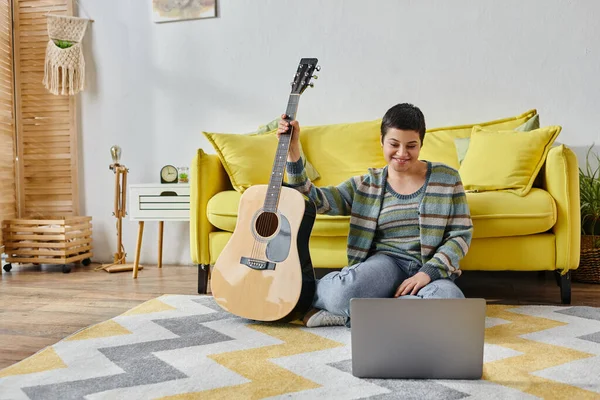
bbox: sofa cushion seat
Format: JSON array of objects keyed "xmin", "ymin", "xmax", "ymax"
[
  {"xmin": 206, "ymin": 187, "xmax": 556, "ymax": 239},
  {"xmin": 206, "ymin": 190, "xmax": 351, "ymax": 236},
  {"xmin": 466, "ymin": 188, "xmax": 556, "ymax": 238}
]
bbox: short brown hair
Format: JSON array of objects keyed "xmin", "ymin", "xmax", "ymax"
[{"xmin": 381, "ymin": 103, "xmax": 426, "ymax": 144}]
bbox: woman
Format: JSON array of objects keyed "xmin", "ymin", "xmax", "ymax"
[{"xmin": 278, "ymin": 103, "xmax": 473, "ymax": 328}]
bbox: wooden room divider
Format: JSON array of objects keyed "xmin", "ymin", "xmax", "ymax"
[
  {"xmin": 13, "ymin": 0, "xmax": 79, "ymax": 217},
  {"xmin": 0, "ymin": 0, "xmax": 18, "ymax": 249},
  {"xmin": 0, "ymin": 0, "xmax": 79, "ymax": 250}
]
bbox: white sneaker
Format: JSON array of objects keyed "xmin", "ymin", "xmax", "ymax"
[{"xmin": 305, "ymin": 309, "xmax": 347, "ymax": 327}]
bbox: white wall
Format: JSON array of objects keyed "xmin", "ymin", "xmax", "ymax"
[{"xmin": 77, "ymin": 0, "xmax": 600, "ymax": 265}]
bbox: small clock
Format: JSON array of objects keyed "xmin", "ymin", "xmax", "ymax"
[{"xmin": 160, "ymin": 165, "xmax": 178, "ymax": 184}]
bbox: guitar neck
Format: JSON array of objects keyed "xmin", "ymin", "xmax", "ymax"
[{"xmin": 263, "ymin": 93, "xmax": 300, "ymax": 213}]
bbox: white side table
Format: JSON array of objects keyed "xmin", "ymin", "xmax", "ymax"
[{"xmin": 129, "ymin": 183, "xmax": 190, "ymax": 278}]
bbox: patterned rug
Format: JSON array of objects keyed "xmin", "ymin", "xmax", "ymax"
[{"xmin": 1, "ymin": 295, "xmax": 600, "ymax": 400}]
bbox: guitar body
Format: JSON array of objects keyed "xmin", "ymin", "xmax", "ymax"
[{"xmin": 211, "ymin": 185, "xmax": 317, "ymax": 322}]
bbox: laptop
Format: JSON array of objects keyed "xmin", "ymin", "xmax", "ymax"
[{"xmin": 350, "ymin": 298, "xmax": 486, "ymax": 379}]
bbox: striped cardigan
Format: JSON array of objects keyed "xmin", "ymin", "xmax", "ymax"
[{"xmin": 286, "ymin": 158, "xmax": 473, "ymax": 281}]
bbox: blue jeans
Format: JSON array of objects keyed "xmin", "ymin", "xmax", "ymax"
[{"xmin": 312, "ymin": 253, "xmax": 465, "ymax": 326}]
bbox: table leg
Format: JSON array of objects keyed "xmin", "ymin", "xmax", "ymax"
[
  {"xmin": 132, "ymin": 221, "xmax": 144, "ymax": 279},
  {"xmin": 158, "ymin": 221, "xmax": 164, "ymax": 268}
]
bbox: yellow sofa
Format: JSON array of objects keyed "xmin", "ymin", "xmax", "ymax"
[{"xmin": 190, "ymin": 109, "xmax": 580, "ymax": 304}]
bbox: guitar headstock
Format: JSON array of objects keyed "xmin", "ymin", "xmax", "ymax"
[{"xmin": 291, "ymin": 58, "xmax": 320, "ymax": 95}]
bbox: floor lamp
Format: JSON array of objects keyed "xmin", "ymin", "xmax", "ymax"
[{"xmin": 97, "ymin": 146, "xmax": 142, "ymax": 273}]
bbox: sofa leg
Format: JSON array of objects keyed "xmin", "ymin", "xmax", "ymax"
[
  {"xmin": 198, "ymin": 264, "xmax": 210, "ymax": 295},
  {"xmin": 555, "ymin": 271, "xmax": 571, "ymax": 305}
]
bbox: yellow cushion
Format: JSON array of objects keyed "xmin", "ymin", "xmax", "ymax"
[
  {"xmin": 203, "ymin": 129, "xmax": 319, "ymax": 192},
  {"xmin": 299, "ymin": 119, "xmax": 386, "ymax": 187},
  {"xmin": 207, "ymin": 190, "xmax": 351, "ymax": 236},
  {"xmin": 419, "ymin": 109, "xmax": 537, "ymax": 169},
  {"xmin": 207, "ymin": 188, "xmax": 555, "ymax": 239},
  {"xmin": 459, "ymin": 125, "xmax": 561, "ymax": 196},
  {"xmin": 467, "ymin": 188, "xmax": 555, "ymax": 238},
  {"xmin": 301, "ymin": 110, "xmax": 536, "ymax": 185}
]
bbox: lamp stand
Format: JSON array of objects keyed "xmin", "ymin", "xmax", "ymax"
[{"xmin": 96, "ymin": 162, "xmax": 143, "ymax": 273}]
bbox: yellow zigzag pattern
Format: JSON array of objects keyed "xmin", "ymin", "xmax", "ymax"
[
  {"xmin": 122, "ymin": 298, "xmax": 175, "ymax": 316},
  {"xmin": 484, "ymin": 305, "xmax": 597, "ymax": 399},
  {"xmin": 0, "ymin": 347, "xmax": 66, "ymax": 378},
  {"xmin": 161, "ymin": 323, "xmax": 344, "ymax": 400},
  {"xmin": 65, "ymin": 320, "xmax": 132, "ymax": 341}
]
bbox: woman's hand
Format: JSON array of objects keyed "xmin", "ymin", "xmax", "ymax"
[
  {"xmin": 394, "ymin": 272, "xmax": 432, "ymax": 297},
  {"xmin": 277, "ymin": 114, "xmax": 301, "ymax": 162},
  {"xmin": 277, "ymin": 114, "xmax": 300, "ymax": 143}
]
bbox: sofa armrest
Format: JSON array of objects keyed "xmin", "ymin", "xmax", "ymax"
[
  {"xmin": 542, "ymin": 144, "xmax": 580, "ymax": 272},
  {"xmin": 190, "ymin": 149, "xmax": 232, "ymax": 265}
]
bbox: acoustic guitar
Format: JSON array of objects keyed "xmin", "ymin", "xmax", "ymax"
[{"xmin": 211, "ymin": 58, "xmax": 320, "ymax": 322}]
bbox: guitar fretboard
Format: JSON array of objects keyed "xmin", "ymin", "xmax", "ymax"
[{"xmin": 263, "ymin": 94, "xmax": 300, "ymax": 212}]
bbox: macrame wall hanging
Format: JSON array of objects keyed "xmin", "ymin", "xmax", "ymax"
[{"xmin": 43, "ymin": 10, "xmax": 92, "ymax": 96}]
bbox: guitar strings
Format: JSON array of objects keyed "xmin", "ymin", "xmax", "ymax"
[
  {"xmin": 250, "ymin": 95, "xmax": 295, "ymax": 263},
  {"xmin": 252, "ymin": 132, "xmax": 286, "ymax": 262}
]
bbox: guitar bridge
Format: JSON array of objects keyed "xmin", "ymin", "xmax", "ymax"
[{"xmin": 241, "ymin": 256, "xmax": 276, "ymax": 271}]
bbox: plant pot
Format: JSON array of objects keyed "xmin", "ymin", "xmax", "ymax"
[{"xmin": 573, "ymin": 235, "xmax": 600, "ymax": 284}]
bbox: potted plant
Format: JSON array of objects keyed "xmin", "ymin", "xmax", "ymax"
[
  {"xmin": 53, "ymin": 39, "xmax": 74, "ymax": 49},
  {"xmin": 178, "ymin": 167, "xmax": 189, "ymax": 183},
  {"xmin": 575, "ymin": 144, "xmax": 600, "ymax": 283}
]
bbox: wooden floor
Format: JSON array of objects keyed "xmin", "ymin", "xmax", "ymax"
[
  {"xmin": 0, "ymin": 262, "xmax": 198, "ymax": 370},
  {"xmin": 1, "ymin": 262, "xmax": 600, "ymax": 370}
]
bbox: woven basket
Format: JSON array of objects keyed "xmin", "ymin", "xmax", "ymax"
[{"xmin": 573, "ymin": 235, "xmax": 600, "ymax": 283}]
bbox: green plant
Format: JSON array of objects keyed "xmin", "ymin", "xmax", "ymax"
[
  {"xmin": 579, "ymin": 144, "xmax": 600, "ymax": 247},
  {"xmin": 53, "ymin": 39, "xmax": 74, "ymax": 49}
]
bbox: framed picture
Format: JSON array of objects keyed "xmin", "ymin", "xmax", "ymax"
[{"xmin": 152, "ymin": 0, "xmax": 216, "ymax": 23}]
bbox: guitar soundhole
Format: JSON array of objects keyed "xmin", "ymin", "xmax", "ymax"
[{"xmin": 255, "ymin": 212, "xmax": 279, "ymax": 238}]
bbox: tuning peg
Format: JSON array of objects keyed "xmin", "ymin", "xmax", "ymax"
[
  {"xmin": 308, "ymin": 83, "xmax": 314, "ymax": 88},
  {"xmin": 315, "ymin": 65, "xmax": 321, "ymax": 71},
  {"xmin": 312, "ymin": 75, "xmax": 318, "ymax": 79}
]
